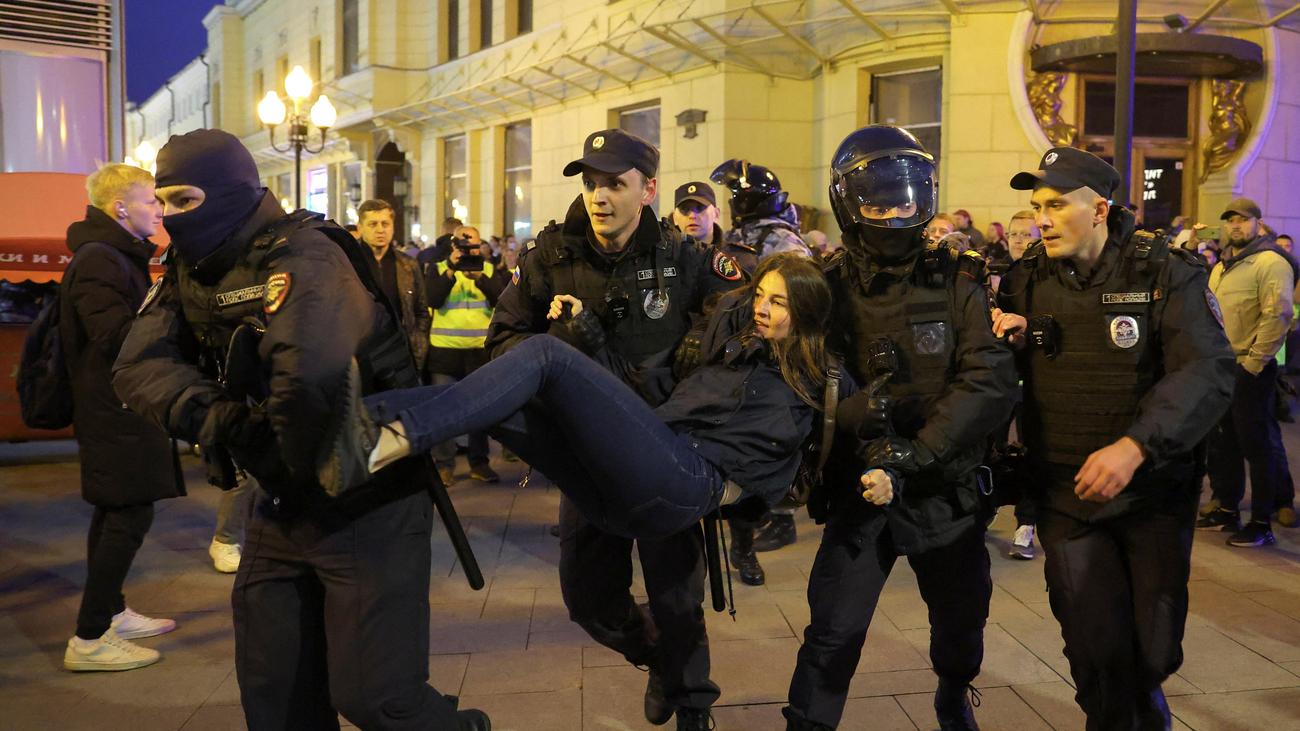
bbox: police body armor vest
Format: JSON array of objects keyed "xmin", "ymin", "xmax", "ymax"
[
  {"xmin": 430, "ymin": 261, "xmax": 496, "ymax": 349},
  {"xmin": 830, "ymin": 249, "xmax": 961, "ymax": 444},
  {"xmin": 1013, "ymin": 232, "xmax": 1169, "ymax": 467},
  {"xmin": 533, "ymin": 220, "xmax": 690, "ymax": 366},
  {"xmin": 174, "ymin": 211, "xmax": 418, "ymax": 400}
]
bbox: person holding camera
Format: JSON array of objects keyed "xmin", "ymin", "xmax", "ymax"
[{"xmin": 425, "ymin": 225, "xmax": 510, "ymax": 484}]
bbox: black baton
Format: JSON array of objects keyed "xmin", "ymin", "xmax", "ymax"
[
  {"xmin": 428, "ymin": 468, "xmax": 484, "ymax": 590},
  {"xmin": 702, "ymin": 512, "xmax": 727, "ymax": 612}
]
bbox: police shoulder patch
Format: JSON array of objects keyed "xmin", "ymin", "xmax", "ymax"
[
  {"xmin": 1205, "ymin": 288, "xmax": 1225, "ymax": 328},
  {"xmin": 263, "ymin": 272, "xmax": 292, "ymax": 315},
  {"xmin": 711, "ymin": 250, "xmax": 743, "ymax": 281},
  {"xmin": 138, "ymin": 274, "xmax": 166, "ymax": 315}
]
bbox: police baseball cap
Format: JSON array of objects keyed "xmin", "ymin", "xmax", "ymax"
[
  {"xmin": 562, "ymin": 129, "xmax": 659, "ymax": 179},
  {"xmin": 1220, "ymin": 197, "xmax": 1262, "ymax": 220},
  {"xmin": 1010, "ymin": 147, "xmax": 1122, "ymax": 199},
  {"xmin": 674, "ymin": 181, "xmax": 716, "ymax": 209}
]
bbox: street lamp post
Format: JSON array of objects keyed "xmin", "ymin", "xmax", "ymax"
[{"xmin": 257, "ymin": 65, "xmax": 337, "ymax": 210}]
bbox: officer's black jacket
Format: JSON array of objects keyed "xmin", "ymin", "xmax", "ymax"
[
  {"xmin": 114, "ymin": 192, "xmax": 426, "ymax": 513},
  {"xmin": 998, "ymin": 210, "xmax": 1235, "ymax": 518},
  {"xmin": 824, "ymin": 244, "xmax": 1018, "ymax": 554},
  {"xmin": 655, "ymin": 289, "xmax": 815, "ymax": 506},
  {"xmin": 486, "ymin": 195, "xmax": 742, "ymax": 405}
]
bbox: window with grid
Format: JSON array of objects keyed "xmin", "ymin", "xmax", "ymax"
[
  {"xmin": 870, "ymin": 67, "xmax": 942, "ymax": 169},
  {"xmin": 444, "ymin": 135, "xmax": 469, "ymax": 222},
  {"xmin": 503, "ymin": 121, "xmax": 532, "ymax": 239}
]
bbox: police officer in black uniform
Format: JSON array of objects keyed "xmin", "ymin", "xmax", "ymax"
[
  {"xmin": 112, "ymin": 130, "xmax": 487, "ymax": 731},
  {"xmin": 486, "ymin": 129, "xmax": 743, "ymax": 731},
  {"xmin": 670, "ymin": 181, "xmax": 758, "ymax": 275},
  {"xmin": 992, "ymin": 147, "xmax": 1235, "ymax": 730},
  {"xmin": 784, "ymin": 125, "xmax": 1017, "ymax": 731}
]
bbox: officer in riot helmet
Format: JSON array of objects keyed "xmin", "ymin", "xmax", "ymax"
[
  {"xmin": 784, "ymin": 125, "xmax": 1017, "ymax": 731},
  {"xmin": 710, "ymin": 159, "xmax": 812, "ymax": 556},
  {"xmin": 111, "ymin": 129, "xmax": 487, "ymax": 730},
  {"xmin": 711, "ymin": 158, "xmax": 811, "ymax": 261},
  {"xmin": 991, "ymin": 147, "xmax": 1234, "ymax": 730}
]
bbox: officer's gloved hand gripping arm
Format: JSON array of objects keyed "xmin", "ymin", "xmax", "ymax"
[
  {"xmin": 870, "ymin": 279, "xmax": 1018, "ymax": 472},
  {"xmin": 113, "ymin": 274, "xmax": 229, "ymax": 443}
]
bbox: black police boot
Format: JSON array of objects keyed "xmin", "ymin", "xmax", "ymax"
[
  {"xmin": 781, "ymin": 707, "xmax": 833, "ymax": 731},
  {"xmin": 644, "ymin": 667, "xmax": 674, "ymax": 725},
  {"xmin": 674, "ymin": 706, "xmax": 714, "ymax": 730},
  {"xmin": 457, "ymin": 708, "xmax": 492, "ymax": 730},
  {"xmin": 728, "ymin": 521, "xmax": 766, "ymax": 586},
  {"xmin": 753, "ymin": 513, "xmax": 797, "ymax": 552},
  {"xmin": 935, "ymin": 678, "xmax": 980, "ymax": 731}
]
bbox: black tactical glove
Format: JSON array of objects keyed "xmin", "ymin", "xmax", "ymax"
[
  {"xmin": 672, "ymin": 330, "xmax": 704, "ymax": 381},
  {"xmin": 547, "ymin": 307, "xmax": 606, "ymax": 355},
  {"xmin": 718, "ymin": 495, "xmax": 768, "ymax": 522},
  {"xmin": 202, "ymin": 443, "xmax": 241, "ymax": 490},
  {"xmin": 863, "ymin": 436, "xmax": 937, "ymax": 475},
  {"xmin": 837, "ymin": 373, "xmax": 893, "ymax": 440},
  {"xmin": 198, "ymin": 400, "xmax": 260, "ymax": 449}
]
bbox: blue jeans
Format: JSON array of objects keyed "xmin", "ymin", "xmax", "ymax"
[{"xmin": 366, "ymin": 335, "xmax": 724, "ymax": 540}]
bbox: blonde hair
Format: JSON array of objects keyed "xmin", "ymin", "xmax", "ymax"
[{"xmin": 87, "ymin": 164, "xmax": 154, "ymax": 212}]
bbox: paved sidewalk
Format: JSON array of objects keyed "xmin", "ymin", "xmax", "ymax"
[{"xmin": 3, "ymin": 439, "xmax": 1300, "ymax": 730}]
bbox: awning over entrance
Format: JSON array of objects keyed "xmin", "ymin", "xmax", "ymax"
[{"xmin": 1031, "ymin": 33, "xmax": 1264, "ymax": 79}]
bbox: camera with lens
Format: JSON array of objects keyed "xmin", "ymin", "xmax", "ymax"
[{"xmin": 450, "ymin": 235, "xmax": 485, "ymax": 272}]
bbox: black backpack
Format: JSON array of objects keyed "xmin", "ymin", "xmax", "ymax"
[
  {"xmin": 17, "ymin": 242, "xmax": 129, "ymax": 430},
  {"xmin": 17, "ymin": 285, "xmax": 73, "ymax": 429}
]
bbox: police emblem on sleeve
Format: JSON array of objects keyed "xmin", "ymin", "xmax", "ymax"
[
  {"xmin": 1109, "ymin": 315, "xmax": 1140, "ymax": 349},
  {"xmin": 138, "ymin": 275, "xmax": 165, "ymax": 315},
  {"xmin": 643, "ymin": 288, "xmax": 670, "ymax": 320},
  {"xmin": 711, "ymin": 250, "xmax": 742, "ymax": 281},
  {"xmin": 1205, "ymin": 288, "xmax": 1225, "ymax": 328},
  {"xmin": 263, "ymin": 272, "xmax": 292, "ymax": 315}
]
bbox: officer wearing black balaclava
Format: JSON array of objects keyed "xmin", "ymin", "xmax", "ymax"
[
  {"xmin": 112, "ymin": 129, "xmax": 490, "ymax": 731},
  {"xmin": 782, "ymin": 125, "xmax": 1017, "ymax": 731}
]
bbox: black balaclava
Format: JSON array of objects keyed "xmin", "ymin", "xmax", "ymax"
[{"xmin": 155, "ymin": 129, "xmax": 265, "ymax": 264}]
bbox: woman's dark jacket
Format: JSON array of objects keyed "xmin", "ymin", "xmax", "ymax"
[
  {"xmin": 60, "ymin": 206, "xmax": 183, "ymax": 507},
  {"xmin": 655, "ymin": 290, "xmax": 815, "ymax": 506}
]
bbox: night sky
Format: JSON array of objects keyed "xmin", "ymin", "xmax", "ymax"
[{"xmin": 125, "ymin": 0, "xmax": 222, "ymax": 105}]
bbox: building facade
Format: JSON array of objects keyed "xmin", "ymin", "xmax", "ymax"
[{"xmin": 126, "ymin": 0, "xmax": 1300, "ymax": 243}]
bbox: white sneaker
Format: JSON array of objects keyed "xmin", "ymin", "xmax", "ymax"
[
  {"xmin": 209, "ymin": 539, "xmax": 242, "ymax": 574},
  {"xmin": 64, "ymin": 627, "xmax": 161, "ymax": 671},
  {"xmin": 110, "ymin": 607, "xmax": 176, "ymax": 640},
  {"xmin": 1009, "ymin": 524, "xmax": 1036, "ymax": 560}
]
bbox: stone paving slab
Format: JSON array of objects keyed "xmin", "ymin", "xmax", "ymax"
[{"xmin": 4, "ymin": 438, "xmax": 1300, "ymax": 729}]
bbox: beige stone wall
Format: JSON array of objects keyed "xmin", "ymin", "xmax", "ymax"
[{"xmin": 134, "ymin": 0, "xmax": 1300, "ymax": 247}]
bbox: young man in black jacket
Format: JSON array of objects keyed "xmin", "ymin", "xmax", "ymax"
[{"xmin": 62, "ymin": 163, "xmax": 183, "ymax": 672}]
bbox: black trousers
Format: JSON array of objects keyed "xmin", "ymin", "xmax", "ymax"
[
  {"xmin": 558, "ymin": 496, "xmax": 720, "ymax": 710},
  {"xmin": 1038, "ymin": 493, "xmax": 1195, "ymax": 731},
  {"xmin": 76, "ymin": 503, "xmax": 155, "ymax": 639},
  {"xmin": 427, "ymin": 347, "xmax": 491, "ymax": 469},
  {"xmin": 483, "ymin": 405, "xmax": 720, "ymax": 711},
  {"xmin": 1208, "ymin": 361, "xmax": 1292, "ymax": 522},
  {"xmin": 233, "ymin": 490, "xmax": 459, "ymax": 731},
  {"xmin": 786, "ymin": 517, "xmax": 991, "ymax": 729}
]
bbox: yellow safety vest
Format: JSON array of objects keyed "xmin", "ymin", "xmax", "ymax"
[{"xmin": 430, "ymin": 261, "xmax": 495, "ymax": 349}]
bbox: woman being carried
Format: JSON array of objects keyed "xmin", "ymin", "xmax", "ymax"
[{"xmin": 322, "ymin": 253, "xmax": 879, "ymax": 539}]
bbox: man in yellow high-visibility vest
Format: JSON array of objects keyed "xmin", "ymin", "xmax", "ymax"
[{"xmin": 425, "ymin": 225, "xmax": 511, "ymax": 484}]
